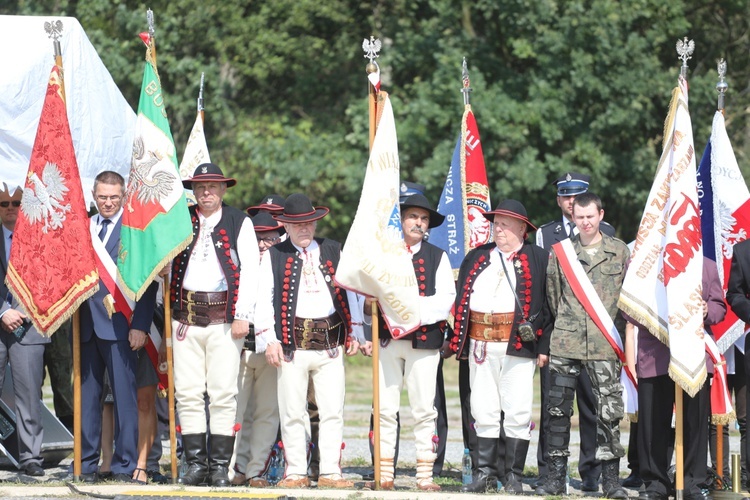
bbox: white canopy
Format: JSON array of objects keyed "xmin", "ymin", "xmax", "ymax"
[{"xmin": 0, "ymin": 15, "xmax": 135, "ymax": 207}]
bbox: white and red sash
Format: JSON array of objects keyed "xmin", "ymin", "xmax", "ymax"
[
  {"xmin": 704, "ymin": 333, "xmax": 735, "ymax": 425},
  {"xmin": 90, "ymin": 220, "xmax": 167, "ymax": 388},
  {"xmin": 552, "ymin": 239, "xmax": 638, "ymax": 414}
]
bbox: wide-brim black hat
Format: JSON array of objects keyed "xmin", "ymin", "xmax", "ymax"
[
  {"xmin": 400, "ymin": 193, "xmax": 445, "ymax": 228},
  {"xmin": 273, "ymin": 193, "xmax": 329, "ymax": 223},
  {"xmin": 251, "ymin": 211, "xmax": 286, "ymax": 235},
  {"xmin": 482, "ymin": 199, "xmax": 537, "ymax": 231},
  {"xmin": 182, "ymin": 163, "xmax": 237, "ymax": 188},
  {"xmin": 247, "ymin": 193, "xmax": 286, "ymax": 216}
]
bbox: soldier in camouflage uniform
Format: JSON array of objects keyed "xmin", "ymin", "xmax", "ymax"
[{"xmin": 536, "ymin": 193, "xmax": 629, "ymax": 499}]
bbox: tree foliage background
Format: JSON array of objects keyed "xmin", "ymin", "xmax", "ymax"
[{"xmin": 5, "ymin": 0, "xmax": 750, "ymax": 242}]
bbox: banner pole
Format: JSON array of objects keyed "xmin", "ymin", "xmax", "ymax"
[
  {"xmin": 72, "ymin": 309, "xmax": 82, "ymax": 480},
  {"xmin": 675, "ymin": 384, "xmax": 684, "ymax": 500},
  {"xmin": 163, "ymin": 282, "xmax": 178, "ymax": 483},
  {"xmin": 363, "ymin": 35, "xmax": 382, "ymax": 489}
]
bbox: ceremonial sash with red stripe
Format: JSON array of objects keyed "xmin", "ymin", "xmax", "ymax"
[
  {"xmin": 552, "ymin": 239, "xmax": 638, "ymax": 414},
  {"xmin": 91, "ymin": 220, "xmax": 167, "ymax": 388},
  {"xmin": 704, "ymin": 334, "xmax": 735, "ymax": 425}
]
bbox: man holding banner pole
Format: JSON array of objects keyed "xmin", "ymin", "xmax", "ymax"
[
  {"xmin": 538, "ymin": 193, "xmax": 630, "ymax": 499},
  {"xmin": 362, "ymin": 192, "xmax": 454, "ymax": 490}
]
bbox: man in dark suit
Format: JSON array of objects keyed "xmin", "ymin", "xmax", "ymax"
[
  {"xmin": 726, "ymin": 239, "xmax": 750, "ymax": 491},
  {"xmin": 79, "ymin": 171, "xmax": 157, "ymax": 483},
  {"xmin": 0, "ymin": 183, "xmax": 50, "ymax": 477},
  {"xmin": 534, "ymin": 172, "xmax": 615, "ymax": 491}
]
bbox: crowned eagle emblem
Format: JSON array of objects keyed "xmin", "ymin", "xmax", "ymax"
[
  {"xmin": 126, "ymin": 136, "xmax": 176, "ymax": 212},
  {"xmin": 22, "ymin": 162, "xmax": 72, "ymax": 234}
]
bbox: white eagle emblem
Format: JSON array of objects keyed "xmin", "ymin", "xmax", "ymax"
[
  {"xmin": 718, "ymin": 200, "xmax": 747, "ymax": 259},
  {"xmin": 126, "ymin": 136, "xmax": 176, "ymax": 212},
  {"xmin": 22, "ymin": 162, "xmax": 72, "ymax": 234}
]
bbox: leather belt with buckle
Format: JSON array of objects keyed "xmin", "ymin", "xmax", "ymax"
[
  {"xmin": 293, "ymin": 313, "xmax": 344, "ymax": 350},
  {"xmin": 175, "ymin": 289, "xmax": 228, "ymax": 327},
  {"xmin": 468, "ymin": 310, "xmax": 514, "ymax": 342}
]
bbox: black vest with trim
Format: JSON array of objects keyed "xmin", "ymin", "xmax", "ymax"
[
  {"xmin": 170, "ymin": 204, "xmax": 247, "ymax": 323},
  {"xmin": 379, "ymin": 241, "xmax": 447, "ymax": 349},
  {"xmin": 268, "ymin": 238, "xmax": 353, "ymax": 350}
]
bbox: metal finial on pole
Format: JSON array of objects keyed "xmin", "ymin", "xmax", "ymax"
[
  {"xmin": 44, "ymin": 20, "xmax": 64, "ymax": 58},
  {"xmin": 198, "ymin": 72, "xmax": 205, "ymax": 112},
  {"xmin": 676, "ymin": 37, "xmax": 694, "ymax": 78},
  {"xmin": 147, "ymin": 9, "xmax": 155, "ymax": 39},
  {"xmin": 461, "ymin": 57, "xmax": 472, "ymax": 106},
  {"xmin": 716, "ymin": 58, "xmax": 728, "ymax": 111}
]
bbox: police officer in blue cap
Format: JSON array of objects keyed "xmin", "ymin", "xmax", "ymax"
[{"xmin": 534, "ymin": 171, "xmax": 615, "ymax": 492}]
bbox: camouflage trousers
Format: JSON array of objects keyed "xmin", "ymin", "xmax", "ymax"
[{"xmin": 547, "ymin": 355, "xmax": 625, "ymax": 461}]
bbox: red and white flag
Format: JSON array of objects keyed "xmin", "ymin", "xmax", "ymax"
[
  {"xmin": 618, "ymin": 75, "xmax": 706, "ymax": 396},
  {"xmin": 6, "ymin": 66, "xmax": 99, "ymax": 335},
  {"xmin": 697, "ymin": 111, "xmax": 750, "ymax": 352}
]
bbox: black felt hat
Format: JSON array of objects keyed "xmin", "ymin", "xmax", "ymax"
[
  {"xmin": 182, "ymin": 163, "xmax": 237, "ymax": 188},
  {"xmin": 251, "ymin": 211, "xmax": 285, "ymax": 235},
  {"xmin": 273, "ymin": 193, "xmax": 329, "ymax": 223},
  {"xmin": 246, "ymin": 193, "xmax": 286, "ymax": 216},
  {"xmin": 482, "ymin": 199, "xmax": 536, "ymax": 231},
  {"xmin": 400, "ymin": 193, "xmax": 445, "ymax": 228}
]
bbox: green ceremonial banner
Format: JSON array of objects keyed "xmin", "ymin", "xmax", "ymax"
[{"xmin": 117, "ymin": 39, "xmax": 191, "ymax": 300}]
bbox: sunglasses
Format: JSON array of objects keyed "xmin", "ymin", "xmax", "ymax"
[{"xmin": 0, "ymin": 201, "xmax": 20, "ymax": 208}]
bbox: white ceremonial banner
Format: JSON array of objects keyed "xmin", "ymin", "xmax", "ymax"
[
  {"xmin": 335, "ymin": 94, "xmax": 420, "ymax": 337},
  {"xmin": 618, "ymin": 75, "xmax": 706, "ymax": 396},
  {"xmin": 0, "ymin": 16, "xmax": 136, "ymax": 207}
]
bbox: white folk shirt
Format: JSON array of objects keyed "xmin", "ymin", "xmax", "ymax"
[
  {"xmin": 183, "ymin": 207, "xmax": 259, "ymax": 322},
  {"xmin": 469, "ymin": 246, "xmax": 518, "ymax": 314},
  {"xmin": 254, "ymin": 239, "xmax": 365, "ymax": 351}
]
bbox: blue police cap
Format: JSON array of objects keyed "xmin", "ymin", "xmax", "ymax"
[{"xmin": 554, "ymin": 172, "xmax": 590, "ymax": 196}]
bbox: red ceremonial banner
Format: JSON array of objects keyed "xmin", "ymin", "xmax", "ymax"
[{"xmin": 6, "ymin": 65, "xmax": 99, "ymax": 335}]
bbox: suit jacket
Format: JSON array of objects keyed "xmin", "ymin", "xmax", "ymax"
[
  {"xmin": 80, "ymin": 218, "xmax": 157, "ymax": 342},
  {"xmin": 0, "ymin": 227, "xmax": 48, "ymax": 346},
  {"xmin": 727, "ymin": 239, "xmax": 750, "ymax": 325}
]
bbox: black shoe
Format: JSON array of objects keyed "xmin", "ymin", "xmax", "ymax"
[
  {"xmin": 78, "ymin": 472, "xmax": 98, "ymax": 483},
  {"xmin": 622, "ymin": 472, "xmax": 643, "ymax": 488},
  {"xmin": 602, "ymin": 459, "xmax": 627, "ymax": 499},
  {"xmin": 535, "ymin": 456, "xmax": 567, "ymax": 496},
  {"xmin": 111, "ymin": 472, "xmax": 138, "ymax": 483},
  {"xmin": 178, "ymin": 433, "xmax": 209, "ymax": 486},
  {"xmin": 97, "ymin": 470, "xmax": 113, "ymax": 480},
  {"xmin": 638, "ymin": 491, "xmax": 668, "ymax": 500},
  {"xmin": 362, "ymin": 470, "xmax": 374, "ymax": 481},
  {"xmin": 208, "ymin": 434, "xmax": 235, "ymax": 487},
  {"xmin": 581, "ymin": 476, "xmax": 600, "ymax": 492},
  {"xmin": 462, "ymin": 437, "xmax": 500, "ymax": 493},
  {"xmin": 22, "ymin": 463, "xmax": 45, "ymax": 477},
  {"xmin": 147, "ymin": 469, "xmax": 170, "ymax": 484},
  {"xmin": 533, "ymin": 475, "xmax": 547, "ymax": 488}
]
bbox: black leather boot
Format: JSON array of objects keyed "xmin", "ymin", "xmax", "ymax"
[
  {"xmin": 178, "ymin": 433, "xmax": 209, "ymax": 486},
  {"xmin": 535, "ymin": 455, "xmax": 567, "ymax": 495},
  {"xmin": 461, "ymin": 437, "xmax": 499, "ymax": 493},
  {"xmin": 208, "ymin": 434, "xmax": 235, "ymax": 487},
  {"xmin": 504, "ymin": 438, "xmax": 530, "ymax": 494},
  {"xmin": 602, "ymin": 459, "xmax": 628, "ymax": 499}
]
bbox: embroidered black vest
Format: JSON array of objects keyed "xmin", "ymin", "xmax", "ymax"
[
  {"xmin": 170, "ymin": 204, "xmax": 247, "ymax": 323},
  {"xmin": 268, "ymin": 238, "xmax": 353, "ymax": 351},
  {"xmin": 378, "ymin": 241, "xmax": 446, "ymax": 349}
]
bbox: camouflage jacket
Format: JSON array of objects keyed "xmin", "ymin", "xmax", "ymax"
[{"xmin": 546, "ymin": 233, "xmax": 630, "ymax": 360}]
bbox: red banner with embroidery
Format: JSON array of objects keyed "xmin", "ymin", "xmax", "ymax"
[
  {"xmin": 552, "ymin": 239, "xmax": 638, "ymax": 414},
  {"xmin": 6, "ymin": 65, "xmax": 99, "ymax": 335}
]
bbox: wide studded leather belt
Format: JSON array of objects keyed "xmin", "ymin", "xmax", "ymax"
[
  {"xmin": 293, "ymin": 313, "xmax": 345, "ymax": 350},
  {"xmin": 468, "ymin": 310, "xmax": 514, "ymax": 342},
  {"xmin": 174, "ymin": 289, "xmax": 227, "ymax": 327}
]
